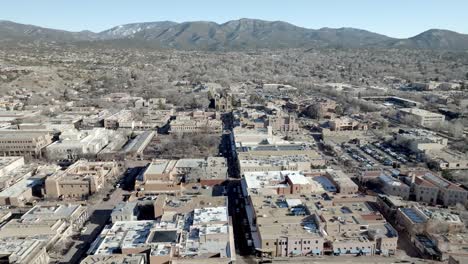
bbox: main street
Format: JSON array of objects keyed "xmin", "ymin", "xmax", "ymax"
[{"xmin": 220, "ymin": 112, "xmax": 256, "ymax": 259}]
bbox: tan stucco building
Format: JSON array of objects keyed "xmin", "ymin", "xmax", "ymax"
[
  {"xmin": 45, "ymin": 160, "xmax": 120, "ymax": 200},
  {"xmin": 0, "ymin": 131, "xmax": 52, "ymax": 158}
]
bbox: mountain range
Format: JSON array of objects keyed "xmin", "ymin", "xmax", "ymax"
[{"xmin": 1, "ymin": 18, "xmax": 468, "ymax": 51}]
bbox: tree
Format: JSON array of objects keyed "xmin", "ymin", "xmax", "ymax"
[
  {"xmin": 447, "ymin": 120, "xmax": 464, "ymax": 138},
  {"xmin": 426, "ymin": 220, "xmax": 449, "ymax": 234},
  {"xmin": 335, "ymin": 105, "xmax": 344, "ymax": 116},
  {"xmin": 303, "ymin": 105, "xmax": 322, "ymax": 120},
  {"xmin": 400, "ymin": 114, "xmax": 420, "ymax": 127}
]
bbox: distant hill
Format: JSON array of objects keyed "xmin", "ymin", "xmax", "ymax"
[
  {"xmin": 0, "ymin": 20, "xmax": 98, "ymax": 42},
  {"xmin": 385, "ymin": 29, "xmax": 468, "ymax": 50},
  {"xmin": 94, "ymin": 19, "xmax": 393, "ymax": 50},
  {"xmin": 1, "ymin": 19, "xmax": 467, "ymax": 51}
]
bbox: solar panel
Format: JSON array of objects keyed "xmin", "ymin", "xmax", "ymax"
[
  {"xmin": 423, "ymin": 173, "xmax": 449, "ymax": 188},
  {"xmin": 402, "ymin": 208, "xmax": 426, "ymax": 224}
]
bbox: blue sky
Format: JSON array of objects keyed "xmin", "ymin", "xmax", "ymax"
[{"xmin": 1, "ymin": 0, "xmax": 467, "ymax": 38}]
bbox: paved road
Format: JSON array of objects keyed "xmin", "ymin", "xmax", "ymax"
[
  {"xmin": 220, "ymin": 112, "xmax": 254, "ymax": 257},
  {"xmin": 58, "ymin": 188, "xmax": 128, "ymax": 264},
  {"xmin": 226, "ymin": 180, "xmax": 255, "ymax": 257}
]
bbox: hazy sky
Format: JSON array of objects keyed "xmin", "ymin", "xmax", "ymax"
[{"xmin": 1, "ymin": 0, "xmax": 467, "ymax": 38}]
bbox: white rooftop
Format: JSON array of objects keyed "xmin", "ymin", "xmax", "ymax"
[
  {"xmin": 287, "ymin": 172, "xmax": 309, "ymax": 185},
  {"xmin": 193, "ymin": 207, "xmax": 228, "ymax": 225},
  {"xmin": 93, "ymin": 221, "xmax": 156, "ymax": 255}
]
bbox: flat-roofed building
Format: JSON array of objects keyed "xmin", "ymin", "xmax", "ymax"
[
  {"xmin": 80, "ymin": 254, "xmax": 146, "ymax": 264},
  {"xmin": 111, "ymin": 202, "xmax": 138, "ymax": 223},
  {"xmin": 153, "ymin": 195, "xmax": 226, "ymax": 219},
  {"xmin": 45, "ymin": 160, "xmax": 120, "ymax": 200},
  {"xmin": 426, "ymin": 149, "xmax": 468, "ymax": 170},
  {"xmin": 0, "ymin": 156, "xmax": 25, "ymax": 178},
  {"xmin": 0, "ymin": 177, "xmax": 39, "ymax": 207},
  {"xmin": 172, "ymin": 205, "xmax": 232, "ymax": 261},
  {"xmin": 239, "ymin": 155, "xmax": 313, "ymax": 174},
  {"xmin": 413, "ymin": 234, "xmax": 443, "ymax": 260},
  {"xmin": 317, "ymin": 211, "xmax": 369, "ymax": 237},
  {"xmin": 96, "ymin": 132, "xmax": 130, "ymax": 161},
  {"xmin": 21, "ymin": 204, "xmax": 89, "ymax": 232},
  {"xmin": 121, "ymin": 131, "xmax": 155, "ymax": 160},
  {"xmin": 146, "ymin": 109, "xmax": 173, "ymax": 127},
  {"xmin": 90, "ymin": 220, "xmax": 157, "ymax": 256},
  {"xmin": 316, "ymin": 203, "xmax": 395, "ymax": 256},
  {"xmin": 0, "ymin": 131, "xmax": 52, "ymax": 158},
  {"xmin": 174, "ymin": 158, "xmax": 227, "ymax": 184},
  {"xmin": 396, "ymin": 207, "xmax": 428, "ymax": 236},
  {"xmin": 170, "ymin": 118, "xmax": 222, "ymax": 134},
  {"xmin": 80, "ymin": 109, "xmax": 113, "ymax": 128},
  {"xmin": 0, "ymin": 240, "xmax": 50, "ymax": 264},
  {"xmin": 233, "ymin": 127, "xmax": 287, "ymax": 147},
  {"xmin": 324, "ymin": 170, "xmax": 358, "ymax": 194},
  {"xmin": 376, "ymin": 195, "xmax": 416, "ymax": 220},
  {"xmin": 394, "ymin": 129, "xmax": 447, "ymax": 153},
  {"xmin": 0, "ymin": 163, "xmax": 58, "ymax": 207},
  {"xmin": 329, "ymin": 117, "xmax": 368, "ymax": 131},
  {"xmin": 246, "ymin": 194, "xmax": 397, "ymax": 258},
  {"xmin": 104, "ymin": 110, "xmax": 133, "ymax": 129},
  {"xmin": 368, "ymin": 223, "xmax": 399, "ymax": 256},
  {"xmin": 45, "ymin": 128, "xmax": 124, "ymax": 161},
  {"xmin": 398, "ymin": 108, "xmax": 445, "ymax": 127},
  {"xmin": 243, "ymin": 195, "xmax": 325, "ymax": 257},
  {"xmin": 0, "ymin": 217, "xmax": 73, "ymax": 249},
  {"xmin": 430, "ymin": 233, "xmax": 468, "ymax": 260},
  {"xmin": 0, "ymin": 156, "xmax": 26, "ymax": 190},
  {"xmin": 90, "ymin": 198, "xmax": 233, "ymax": 263},
  {"xmin": 257, "ymin": 217, "xmax": 325, "ymax": 257},
  {"xmin": 136, "ymin": 157, "xmax": 228, "ymax": 193},
  {"xmin": 423, "ymin": 208, "xmax": 465, "ymax": 234},
  {"xmin": 80, "ymin": 253, "xmax": 148, "ymax": 264},
  {"xmin": 170, "ymin": 110, "xmax": 222, "ymax": 134},
  {"xmin": 242, "ymin": 170, "xmax": 327, "ymax": 196},
  {"xmin": 379, "ymin": 174, "xmax": 410, "ymax": 200},
  {"xmin": 135, "ymin": 159, "xmax": 180, "ymax": 193},
  {"xmin": 266, "ymin": 114, "xmax": 299, "ymax": 133}
]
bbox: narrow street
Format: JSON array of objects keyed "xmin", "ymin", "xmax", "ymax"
[
  {"xmin": 220, "ymin": 112, "xmax": 255, "ymax": 259},
  {"xmin": 59, "ymin": 183, "xmax": 129, "ymax": 263}
]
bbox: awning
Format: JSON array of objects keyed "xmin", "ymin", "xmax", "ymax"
[
  {"xmin": 361, "ymin": 248, "xmax": 371, "ymax": 253},
  {"xmin": 291, "ymin": 250, "xmax": 301, "ymax": 255}
]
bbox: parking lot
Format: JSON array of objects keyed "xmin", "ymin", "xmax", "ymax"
[{"xmin": 340, "ymin": 138, "xmax": 420, "ymax": 170}]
